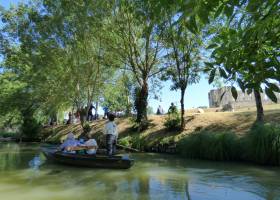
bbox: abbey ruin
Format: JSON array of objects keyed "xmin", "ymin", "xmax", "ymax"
[{"xmin": 208, "ymin": 86, "xmax": 280, "ymax": 108}]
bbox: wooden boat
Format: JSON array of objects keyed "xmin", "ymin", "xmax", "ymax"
[{"xmin": 42, "ymin": 148, "xmax": 134, "ymax": 169}]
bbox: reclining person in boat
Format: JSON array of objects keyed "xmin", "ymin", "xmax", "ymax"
[
  {"xmin": 84, "ymin": 138, "xmax": 98, "ymax": 155},
  {"xmin": 59, "ymin": 132, "xmax": 80, "ymax": 153}
]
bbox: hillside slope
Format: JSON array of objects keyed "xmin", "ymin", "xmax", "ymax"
[{"xmin": 42, "ymin": 104, "xmax": 280, "ymax": 149}]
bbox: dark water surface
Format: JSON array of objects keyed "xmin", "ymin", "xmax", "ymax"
[{"xmin": 0, "ymin": 142, "xmax": 280, "ymax": 200}]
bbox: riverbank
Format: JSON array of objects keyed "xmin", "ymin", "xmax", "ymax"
[
  {"xmin": 4, "ymin": 104, "xmax": 279, "ymax": 165},
  {"xmin": 41, "ymin": 105, "xmax": 279, "ymax": 155}
]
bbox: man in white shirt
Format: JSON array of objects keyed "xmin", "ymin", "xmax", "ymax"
[{"xmin": 104, "ymin": 113, "xmax": 118, "ymax": 156}]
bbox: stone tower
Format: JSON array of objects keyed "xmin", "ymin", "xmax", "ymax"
[{"xmin": 208, "ymin": 86, "xmax": 280, "ymax": 108}]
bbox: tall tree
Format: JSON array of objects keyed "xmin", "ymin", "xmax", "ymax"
[
  {"xmin": 102, "ymin": 71, "xmax": 133, "ymax": 115},
  {"xmin": 162, "ymin": 16, "xmax": 201, "ymax": 130},
  {"xmin": 109, "ymin": 0, "xmax": 165, "ymax": 125},
  {"xmin": 0, "ymin": 0, "xmax": 119, "ymax": 128}
]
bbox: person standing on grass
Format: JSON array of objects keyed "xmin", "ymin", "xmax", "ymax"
[
  {"xmin": 104, "ymin": 113, "xmax": 118, "ymax": 156},
  {"xmin": 103, "ymin": 106, "xmax": 109, "ymax": 119},
  {"xmin": 168, "ymin": 102, "xmax": 177, "ymax": 114},
  {"xmin": 87, "ymin": 104, "xmax": 95, "ymax": 121}
]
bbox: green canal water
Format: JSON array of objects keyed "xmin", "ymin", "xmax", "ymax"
[{"xmin": 0, "ymin": 142, "xmax": 280, "ymax": 200}]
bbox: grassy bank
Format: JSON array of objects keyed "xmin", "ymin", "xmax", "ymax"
[
  {"xmin": 41, "ymin": 104, "xmax": 280, "ymax": 165},
  {"xmin": 0, "ymin": 131, "xmax": 18, "ymax": 138},
  {"xmin": 178, "ymin": 123, "xmax": 280, "ymax": 165}
]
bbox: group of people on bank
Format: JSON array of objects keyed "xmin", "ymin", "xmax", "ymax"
[
  {"xmin": 60, "ymin": 113, "xmax": 118, "ymax": 156},
  {"xmin": 156, "ymin": 103, "xmax": 178, "ymax": 115},
  {"xmin": 65, "ymin": 104, "xmax": 110, "ymax": 125}
]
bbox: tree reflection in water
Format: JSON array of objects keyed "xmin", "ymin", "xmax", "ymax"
[{"xmin": 0, "ymin": 143, "xmax": 280, "ymax": 200}]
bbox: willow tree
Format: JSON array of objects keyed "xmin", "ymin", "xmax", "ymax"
[
  {"xmin": 109, "ymin": 0, "xmax": 166, "ymax": 125},
  {"xmin": 0, "ymin": 0, "xmax": 119, "ymax": 128},
  {"xmin": 0, "ymin": 3, "xmax": 50, "ymax": 135},
  {"xmin": 37, "ymin": 0, "xmax": 119, "ymax": 125},
  {"xmin": 102, "ymin": 71, "xmax": 133, "ymax": 115}
]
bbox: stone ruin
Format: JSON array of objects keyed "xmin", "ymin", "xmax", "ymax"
[{"xmin": 208, "ymin": 86, "xmax": 280, "ymax": 109}]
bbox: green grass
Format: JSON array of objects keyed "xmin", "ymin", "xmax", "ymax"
[
  {"xmin": 0, "ymin": 131, "xmax": 19, "ymax": 138},
  {"xmin": 178, "ymin": 123, "xmax": 280, "ymax": 165},
  {"xmin": 244, "ymin": 123, "xmax": 280, "ymax": 165},
  {"xmin": 178, "ymin": 131, "xmax": 241, "ymax": 161},
  {"xmin": 118, "ymin": 134, "xmax": 146, "ymax": 151}
]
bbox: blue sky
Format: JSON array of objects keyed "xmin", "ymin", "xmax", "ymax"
[
  {"xmin": 150, "ymin": 78, "xmax": 213, "ymax": 111},
  {"xmin": 0, "ymin": 0, "xmax": 22, "ymax": 8},
  {"xmin": 1, "ymin": 0, "xmax": 215, "ymax": 112}
]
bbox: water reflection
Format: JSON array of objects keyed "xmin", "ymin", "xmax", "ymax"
[
  {"xmin": 0, "ymin": 142, "xmax": 280, "ymax": 200},
  {"xmin": 29, "ymin": 155, "xmax": 43, "ymax": 169}
]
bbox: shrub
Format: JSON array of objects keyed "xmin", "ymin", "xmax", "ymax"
[
  {"xmin": 118, "ymin": 136, "xmax": 132, "ymax": 147},
  {"xmin": 178, "ymin": 131, "xmax": 241, "ymax": 161},
  {"xmin": 21, "ymin": 116, "xmax": 41, "ymax": 138},
  {"xmin": 83, "ymin": 122, "xmax": 91, "ymax": 134},
  {"xmin": 244, "ymin": 123, "xmax": 280, "ymax": 165},
  {"xmin": 131, "ymin": 119, "xmax": 150, "ymax": 132},
  {"xmin": 0, "ymin": 131, "xmax": 18, "ymax": 138},
  {"xmin": 118, "ymin": 135, "xmax": 145, "ymax": 151},
  {"xmin": 131, "ymin": 134, "xmax": 146, "ymax": 150},
  {"xmin": 164, "ymin": 112, "xmax": 180, "ymax": 131}
]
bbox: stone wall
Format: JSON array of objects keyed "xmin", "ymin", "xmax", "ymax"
[{"xmin": 208, "ymin": 86, "xmax": 280, "ymax": 108}]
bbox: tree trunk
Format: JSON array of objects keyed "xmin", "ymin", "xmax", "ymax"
[
  {"xmin": 126, "ymin": 96, "xmax": 130, "ymax": 116},
  {"xmin": 254, "ymin": 89, "xmax": 264, "ymax": 123},
  {"xmin": 136, "ymin": 81, "xmax": 148, "ymax": 123},
  {"xmin": 78, "ymin": 107, "xmax": 87, "ymax": 127},
  {"xmin": 95, "ymin": 102, "xmax": 98, "ymax": 119},
  {"xmin": 180, "ymin": 88, "xmax": 186, "ymax": 130}
]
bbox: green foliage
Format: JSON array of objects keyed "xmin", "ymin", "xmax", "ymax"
[
  {"xmin": 178, "ymin": 131, "xmax": 241, "ymax": 161},
  {"xmin": 0, "ymin": 131, "xmax": 19, "ymax": 138},
  {"xmin": 205, "ymin": 0, "xmax": 280, "ymax": 122},
  {"xmin": 161, "ymin": 12, "xmax": 202, "ymax": 129},
  {"xmin": 147, "ymin": 106, "xmax": 154, "ymax": 115},
  {"xmin": 178, "ymin": 124, "xmax": 280, "ymax": 165},
  {"xmin": 0, "ymin": 0, "xmax": 279, "ymax": 136},
  {"xmin": 130, "ymin": 134, "xmax": 145, "ymax": 150},
  {"xmin": 231, "ymin": 86, "xmax": 238, "ymax": 100},
  {"xmin": 164, "ymin": 111, "xmax": 181, "ymax": 131},
  {"xmin": 111, "ymin": 1, "xmax": 166, "ymax": 123},
  {"xmin": 206, "ymin": 1, "xmax": 280, "ymax": 101},
  {"xmin": 208, "ymin": 69, "xmax": 216, "ymax": 84},
  {"xmin": 82, "ymin": 122, "xmax": 91, "ymax": 134},
  {"xmin": 131, "ymin": 119, "xmax": 150, "ymax": 132},
  {"xmin": 0, "ymin": 0, "xmax": 119, "ymax": 133},
  {"xmin": 118, "ymin": 136, "xmax": 132, "ymax": 147},
  {"xmin": 265, "ymin": 87, "xmax": 278, "ymax": 103},
  {"xmin": 118, "ymin": 135, "xmax": 145, "ymax": 150},
  {"xmin": 102, "ymin": 72, "xmax": 133, "ymax": 114},
  {"xmin": 244, "ymin": 123, "xmax": 280, "ymax": 165},
  {"xmin": 21, "ymin": 114, "xmax": 41, "ymax": 138}
]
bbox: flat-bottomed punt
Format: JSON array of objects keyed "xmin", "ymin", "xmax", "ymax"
[{"xmin": 42, "ymin": 148, "xmax": 134, "ymax": 169}]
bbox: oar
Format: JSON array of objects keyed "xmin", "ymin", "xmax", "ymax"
[{"xmin": 116, "ymin": 144, "xmax": 141, "ymax": 152}]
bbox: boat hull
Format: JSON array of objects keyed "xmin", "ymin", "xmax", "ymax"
[{"xmin": 42, "ymin": 148, "xmax": 134, "ymax": 169}]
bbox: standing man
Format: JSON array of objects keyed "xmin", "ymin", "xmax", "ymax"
[
  {"xmin": 168, "ymin": 102, "xmax": 177, "ymax": 114},
  {"xmin": 87, "ymin": 104, "xmax": 95, "ymax": 121},
  {"xmin": 103, "ymin": 106, "xmax": 109, "ymax": 119},
  {"xmin": 67, "ymin": 112, "xmax": 73, "ymax": 124},
  {"xmin": 104, "ymin": 113, "xmax": 118, "ymax": 156},
  {"xmin": 156, "ymin": 105, "xmax": 164, "ymax": 115}
]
